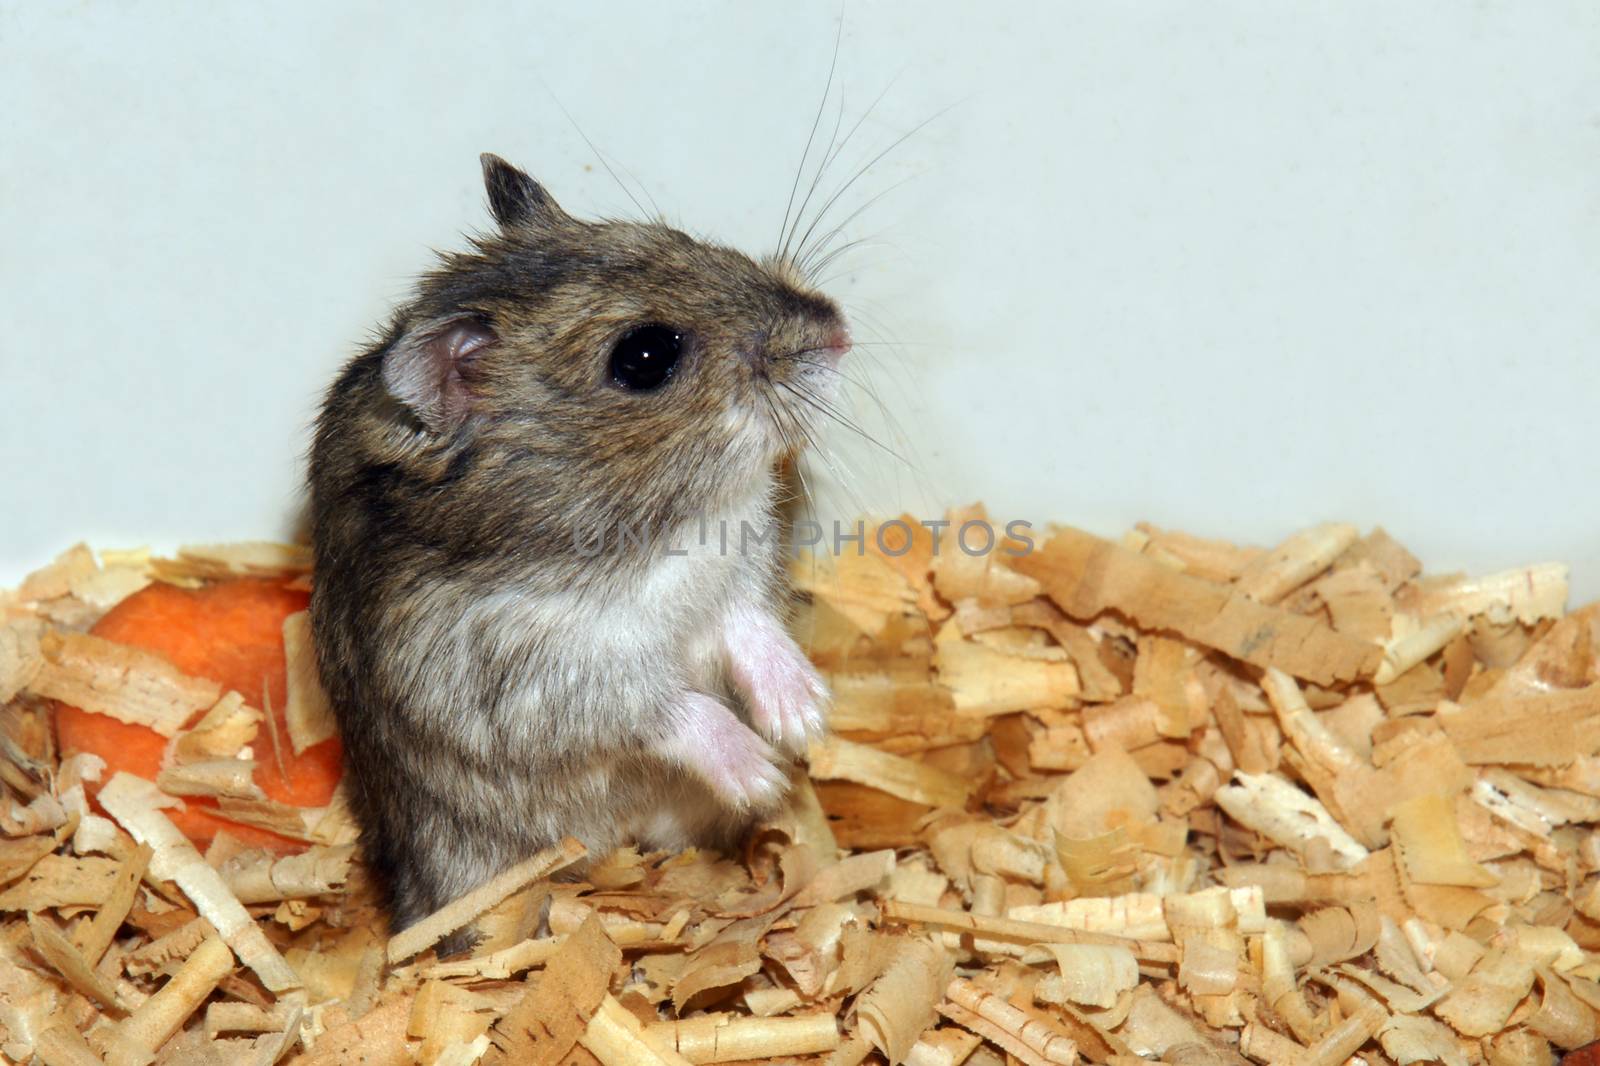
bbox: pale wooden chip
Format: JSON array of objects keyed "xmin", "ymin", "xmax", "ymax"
[
  {"xmin": 1009, "ymin": 886, "xmax": 1265, "ymax": 944},
  {"xmin": 28, "ymin": 631, "xmax": 221, "ymax": 738},
  {"xmin": 1214, "ymin": 771, "xmax": 1369, "ymax": 869},
  {"xmin": 151, "ymin": 543, "xmax": 312, "ymax": 583},
  {"xmin": 1031, "ymin": 944, "xmax": 1139, "ymax": 1008},
  {"xmin": 156, "ymin": 758, "xmax": 264, "ymax": 800},
  {"xmin": 807, "ymin": 735, "xmax": 971, "ymax": 809},
  {"xmin": 1033, "ymin": 747, "xmax": 1158, "ymax": 841},
  {"xmin": 410, "ymin": 979, "xmax": 497, "ymax": 1063},
  {"xmin": 97, "ymin": 772, "xmax": 300, "ymax": 992},
  {"xmin": 940, "ymin": 977, "xmax": 1078, "ymax": 1066},
  {"xmin": 1411, "ymin": 563, "xmax": 1569, "ymax": 626},
  {"xmin": 672, "ymin": 913, "xmax": 779, "ymax": 1012},
  {"xmin": 794, "ymin": 849, "xmax": 896, "ymax": 906},
  {"xmin": 1375, "ymin": 611, "xmax": 1467, "ymax": 685},
  {"xmin": 792, "ymin": 549, "xmax": 918, "ymax": 638},
  {"xmin": 100, "ymin": 936, "xmax": 235, "ymax": 1066},
  {"xmin": 1379, "ymin": 1013, "xmax": 1470, "ymax": 1066},
  {"xmin": 170, "ymin": 691, "xmax": 261, "ymax": 765},
  {"xmin": 280, "ymin": 611, "xmax": 337, "ymax": 755},
  {"xmin": 1439, "ymin": 686, "xmax": 1600, "ymax": 765},
  {"xmin": 290, "ymin": 992, "xmax": 414, "ymax": 1066},
  {"xmin": 219, "ymin": 844, "xmax": 354, "ymax": 903},
  {"xmin": 1234, "ymin": 522, "xmax": 1359, "ymax": 605},
  {"xmin": 1389, "ymin": 793, "xmax": 1499, "ymax": 888},
  {"xmin": 75, "ymin": 841, "xmax": 152, "ymax": 966},
  {"xmin": 1013, "ymin": 525, "xmax": 1381, "ymax": 685},
  {"xmin": 0, "ymin": 616, "xmax": 45, "ymax": 702},
  {"xmin": 581, "ymin": 995, "xmax": 694, "ymax": 1066},
  {"xmin": 930, "ymin": 505, "xmax": 1042, "ymax": 608},
  {"xmin": 857, "ymin": 937, "xmax": 953, "ymax": 1063},
  {"xmin": 32, "ymin": 1024, "xmax": 108, "ymax": 1066},
  {"xmin": 0, "ymin": 854, "xmax": 121, "ymax": 910},
  {"xmin": 1132, "ymin": 523, "xmax": 1263, "ymax": 582},
  {"xmin": 934, "ymin": 620, "xmax": 1079, "ymax": 717},
  {"xmin": 0, "ymin": 834, "xmax": 56, "ymax": 885},
  {"xmin": 387, "ymin": 836, "xmax": 586, "ymax": 963},
  {"xmin": 27, "ymin": 912, "xmax": 126, "ymax": 1013},
  {"xmin": 1, "ymin": 792, "xmax": 68, "ymax": 837},
  {"xmin": 18, "ymin": 544, "xmax": 98, "ymax": 602},
  {"xmin": 1433, "ymin": 947, "xmax": 1538, "ymax": 1037},
  {"xmin": 643, "ymin": 1013, "xmax": 840, "ymax": 1064}
]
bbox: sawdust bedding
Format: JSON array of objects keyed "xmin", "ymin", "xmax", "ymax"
[{"xmin": 2, "ymin": 509, "xmax": 1600, "ymax": 1065}]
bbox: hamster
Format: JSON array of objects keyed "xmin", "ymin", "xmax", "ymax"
[{"xmin": 308, "ymin": 154, "xmax": 850, "ymax": 937}]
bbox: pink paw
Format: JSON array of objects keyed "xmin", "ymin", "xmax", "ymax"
[
  {"xmin": 666, "ymin": 693, "xmax": 788, "ymax": 811},
  {"xmin": 724, "ymin": 606, "xmax": 830, "ymax": 758}
]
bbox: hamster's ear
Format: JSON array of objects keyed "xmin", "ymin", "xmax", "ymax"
[
  {"xmin": 480, "ymin": 153, "xmax": 567, "ymax": 229},
  {"xmin": 381, "ymin": 315, "xmax": 497, "ymax": 433}
]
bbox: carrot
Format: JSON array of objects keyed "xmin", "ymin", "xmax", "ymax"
[{"xmin": 54, "ymin": 578, "xmax": 344, "ymax": 849}]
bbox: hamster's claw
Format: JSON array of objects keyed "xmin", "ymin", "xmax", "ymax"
[
  {"xmin": 666, "ymin": 692, "xmax": 788, "ymax": 811},
  {"xmin": 740, "ymin": 653, "xmax": 829, "ymax": 759}
]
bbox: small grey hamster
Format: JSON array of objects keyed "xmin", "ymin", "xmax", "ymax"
[{"xmin": 308, "ymin": 154, "xmax": 850, "ymax": 937}]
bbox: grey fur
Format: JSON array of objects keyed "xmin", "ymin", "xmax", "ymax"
[{"xmin": 308, "ymin": 155, "xmax": 846, "ymax": 936}]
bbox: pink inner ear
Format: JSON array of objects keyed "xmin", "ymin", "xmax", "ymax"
[
  {"xmin": 435, "ymin": 320, "xmax": 496, "ymax": 366},
  {"xmin": 382, "ymin": 316, "xmax": 498, "ymax": 432}
]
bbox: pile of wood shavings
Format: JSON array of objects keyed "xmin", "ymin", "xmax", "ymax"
[{"xmin": 3, "ymin": 509, "xmax": 1600, "ymax": 1065}]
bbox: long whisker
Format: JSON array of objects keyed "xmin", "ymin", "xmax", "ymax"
[
  {"xmin": 806, "ymin": 214, "xmax": 908, "ymax": 278},
  {"xmin": 830, "ymin": 311, "xmax": 945, "ymax": 510},
  {"xmin": 779, "ymin": 332, "xmax": 927, "ymax": 481},
  {"xmin": 790, "ymin": 104, "xmax": 954, "ymax": 269},
  {"xmin": 777, "ymin": 372, "xmax": 891, "ymax": 455},
  {"xmin": 760, "ymin": 382, "xmax": 825, "ymax": 529},
  {"xmin": 778, "ymin": 17, "xmax": 844, "ymax": 256},
  {"xmin": 601, "ymin": 148, "xmax": 662, "ymax": 222},
  {"xmin": 548, "ymin": 92, "xmax": 649, "ymax": 220},
  {"xmin": 804, "ymin": 236, "xmax": 892, "ymax": 282},
  {"xmin": 783, "ymin": 71, "xmax": 900, "ymax": 266},
  {"xmin": 774, "ymin": 389, "xmax": 868, "ymax": 518},
  {"xmin": 784, "ymin": 90, "xmax": 850, "ymax": 263},
  {"xmin": 776, "ymin": 377, "xmax": 912, "ymax": 468}
]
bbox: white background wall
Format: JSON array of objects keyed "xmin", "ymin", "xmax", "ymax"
[{"xmin": 4, "ymin": 3, "xmax": 1597, "ymax": 599}]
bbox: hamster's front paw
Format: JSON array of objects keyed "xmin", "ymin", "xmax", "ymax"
[
  {"xmin": 666, "ymin": 692, "xmax": 788, "ymax": 811},
  {"xmin": 724, "ymin": 606, "xmax": 830, "ymax": 758}
]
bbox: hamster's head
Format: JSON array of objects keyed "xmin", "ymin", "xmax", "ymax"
[{"xmin": 366, "ymin": 154, "xmax": 850, "ymax": 549}]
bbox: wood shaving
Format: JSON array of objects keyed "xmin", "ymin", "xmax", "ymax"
[
  {"xmin": 281, "ymin": 611, "xmax": 337, "ymax": 755},
  {"xmin": 27, "ymin": 631, "xmax": 221, "ymax": 737},
  {"xmin": 6, "ymin": 512, "xmax": 1600, "ymax": 1064}
]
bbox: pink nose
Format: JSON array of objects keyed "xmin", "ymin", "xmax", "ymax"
[{"xmin": 821, "ymin": 325, "xmax": 852, "ymax": 360}]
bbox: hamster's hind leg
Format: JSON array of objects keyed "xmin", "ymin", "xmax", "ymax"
[{"xmin": 365, "ymin": 804, "xmax": 518, "ymax": 954}]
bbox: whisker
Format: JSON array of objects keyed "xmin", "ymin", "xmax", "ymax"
[
  {"xmin": 818, "ymin": 340, "xmax": 945, "ymax": 349},
  {"xmin": 778, "ymin": 17, "xmax": 844, "ymax": 257},
  {"xmin": 790, "ymin": 104, "xmax": 954, "ymax": 270},
  {"xmin": 601, "ymin": 148, "xmax": 662, "ymax": 222},
  {"xmin": 776, "ymin": 378, "xmax": 912, "ymax": 468},
  {"xmin": 805, "ymin": 238, "xmax": 889, "ymax": 281},
  {"xmin": 804, "ymin": 228, "xmax": 906, "ymax": 283},
  {"xmin": 783, "ymin": 71, "xmax": 900, "ymax": 266},
  {"xmin": 779, "ymin": 399, "xmax": 868, "ymax": 519},
  {"xmin": 767, "ymin": 382, "xmax": 841, "ymax": 532},
  {"xmin": 797, "ymin": 175, "xmax": 917, "ymax": 279},
  {"xmin": 548, "ymin": 92, "xmax": 649, "ymax": 220},
  {"xmin": 784, "ymin": 89, "xmax": 850, "ymax": 263}
]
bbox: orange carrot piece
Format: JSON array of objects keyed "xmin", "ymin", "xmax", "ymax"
[{"xmin": 55, "ymin": 578, "xmax": 344, "ymax": 849}]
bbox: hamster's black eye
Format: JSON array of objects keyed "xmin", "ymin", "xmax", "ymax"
[{"xmin": 609, "ymin": 325, "xmax": 683, "ymax": 392}]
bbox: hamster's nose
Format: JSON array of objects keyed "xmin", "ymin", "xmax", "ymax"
[{"xmin": 818, "ymin": 324, "xmax": 852, "ymax": 362}]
